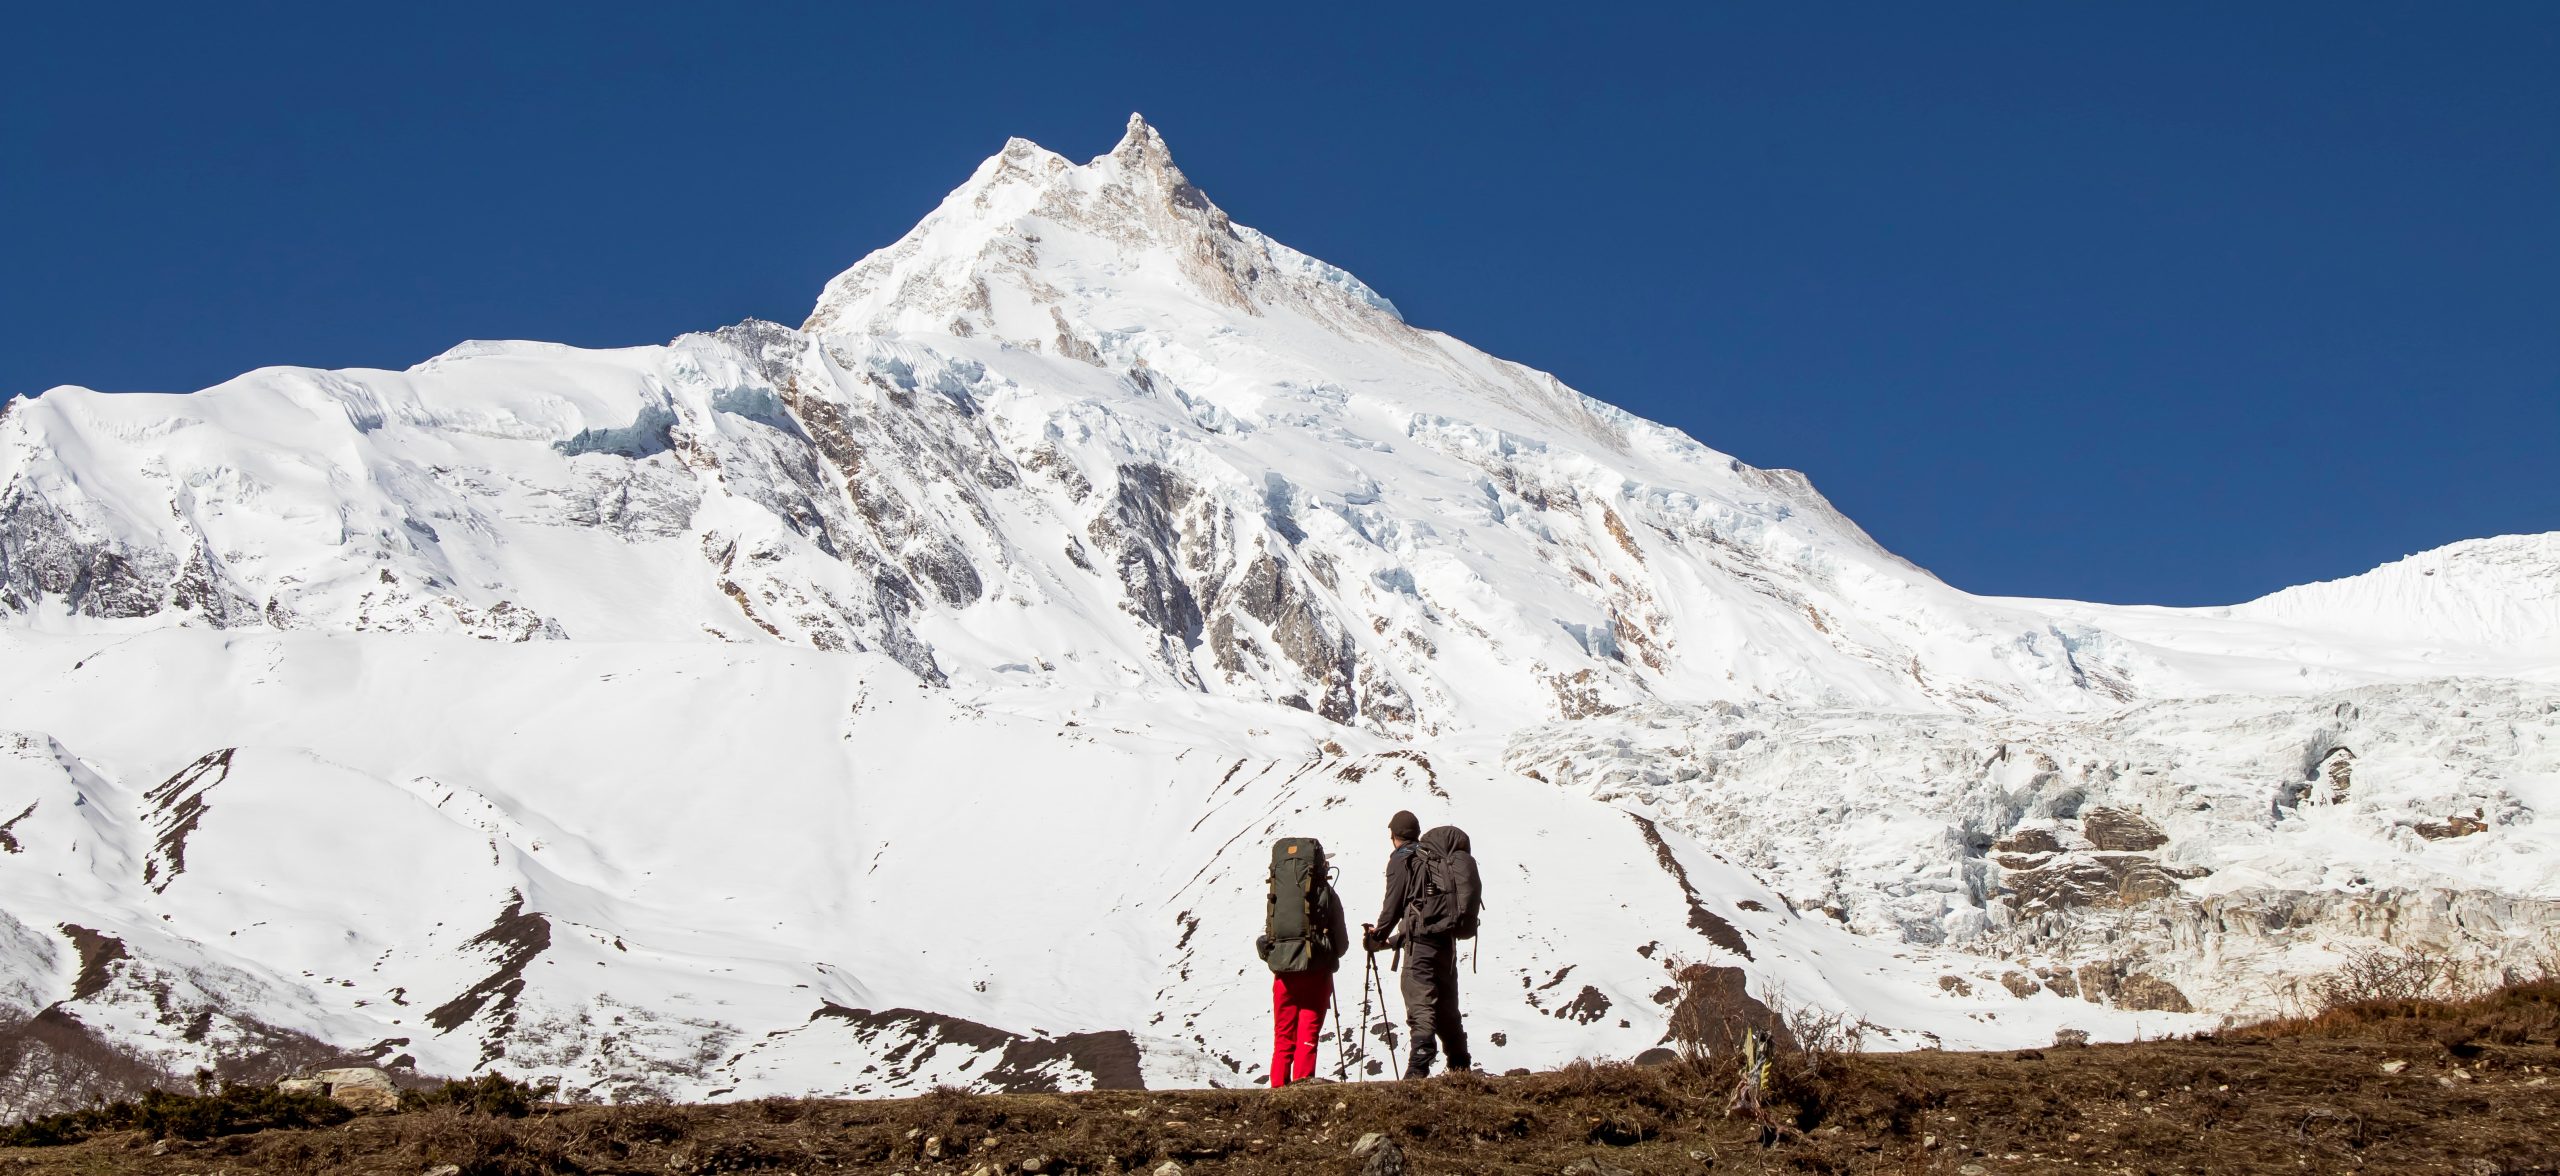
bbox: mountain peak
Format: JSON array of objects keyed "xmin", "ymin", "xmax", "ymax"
[
  {"xmin": 1110, "ymin": 112, "xmax": 1170, "ymax": 165},
  {"xmin": 803, "ymin": 116, "xmax": 1406, "ymax": 342}
]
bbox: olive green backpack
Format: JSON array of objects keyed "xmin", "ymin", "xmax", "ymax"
[{"xmin": 1260, "ymin": 837, "xmax": 1335, "ymax": 973}]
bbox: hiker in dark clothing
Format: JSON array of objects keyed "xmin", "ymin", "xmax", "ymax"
[{"xmin": 1365, "ymin": 810, "xmax": 1471, "ymax": 1079}]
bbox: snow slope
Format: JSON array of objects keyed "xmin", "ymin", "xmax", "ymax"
[{"xmin": 1, "ymin": 115, "xmax": 2553, "ymax": 1112}]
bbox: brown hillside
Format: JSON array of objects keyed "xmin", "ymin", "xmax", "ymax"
[{"xmin": 6, "ymin": 984, "xmax": 2557, "ymax": 1175}]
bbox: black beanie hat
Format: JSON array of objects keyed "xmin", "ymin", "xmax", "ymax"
[{"xmin": 1388, "ymin": 810, "xmax": 1421, "ymax": 841}]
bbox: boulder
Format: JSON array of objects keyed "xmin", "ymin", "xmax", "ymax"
[
  {"xmin": 315, "ymin": 1066, "xmax": 395, "ymax": 1092},
  {"xmin": 333, "ymin": 1084, "xmax": 400, "ymax": 1113},
  {"xmin": 311, "ymin": 1066, "xmax": 398, "ymax": 1113}
]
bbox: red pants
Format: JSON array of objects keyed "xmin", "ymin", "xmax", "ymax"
[{"xmin": 1270, "ymin": 970, "xmax": 1333, "ymax": 1087}]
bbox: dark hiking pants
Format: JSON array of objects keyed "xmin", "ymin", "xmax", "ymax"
[{"xmin": 1400, "ymin": 934, "xmax": 1469, "ymax": 1077}]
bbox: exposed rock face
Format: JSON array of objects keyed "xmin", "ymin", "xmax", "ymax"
[
  {"xmin": 2081, "ymin": 808, "xmax": 2169, "ymax": 852},
  {"xmin": 1986, "ymin": 885, "xmax": 2560, "ymax": 1021},
  {"xmin": 2319, "ymin": 747, "xmax": 2355, "ymax": 804},
  {"xmin": 1089, "ymin": 463, "xmax": 1210, "ymax": 668},
  {"xmin": 746, "ymin": 1006, "xmax": 1145, "ymax": 1095},
  {"xmin": 1507, "ymin": 679, "xmax": 2560, "ymax": 1019},
  {"xmin": 2412, "ymin": 810, "xmax": 2489, "ymax": 840},
  {"xmin": 2007, "ymin": 855, "xmax": 2194, "ymax": 912},
  {"xmin": 0, "ymin": 488, "xmax": 173, "ymax": 620},
  {"xmin": 1993, "ymin": 828, "xmax": 2064, "ymax": 857},
  {"xmin": 2114, "ymin": 973, "xmax": 2195, "ymax": 1013}
]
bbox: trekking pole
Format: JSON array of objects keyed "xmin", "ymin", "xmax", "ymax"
[
  {"xmin": 1354, "ymin": 960, "xmax": 1372, "ymax": 1081},
  {"xmin": 1367, "ymin": 952, "xmax": 1401, "ymax": 1078},
  {"xmin": 1329, "ymin": 985, "xmax": 1349, "ymax": 1082}
]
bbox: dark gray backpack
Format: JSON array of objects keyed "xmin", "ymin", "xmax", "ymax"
[
  {"xmin": 1408, "ymin": 825, "xmax": 1482, "ymax": 939},
  {"xmin": 1260, "ymin": 837, "xmax": 1335, "ymax": 973}
]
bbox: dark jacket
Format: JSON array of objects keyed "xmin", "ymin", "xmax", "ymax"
[
  {"xmin": 1375, "ymin": 842, "xmax": 1420, "ymax": 944},
  {"xmin": 1311, "ymin": 880, "xmax": 1352, "ymax": 974}
]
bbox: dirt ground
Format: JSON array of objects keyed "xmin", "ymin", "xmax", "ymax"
[{"xmin": 6, "ymin": 986, "xmax": 2556, "ymax": 1175}]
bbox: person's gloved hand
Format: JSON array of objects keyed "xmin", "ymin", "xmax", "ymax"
[{"xmin": 1255, "ymin": 934, "xmax": 1274, "ymax": 960}]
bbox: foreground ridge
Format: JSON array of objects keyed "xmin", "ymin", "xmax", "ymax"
[{"xmin": 7, "ymin": 982, "xmax": 2558, "ymax": 1174}]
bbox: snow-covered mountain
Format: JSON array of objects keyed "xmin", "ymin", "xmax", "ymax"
[{"xmin": 2, "ymin": 115, "xmax": 2554, "ymax": 1114}]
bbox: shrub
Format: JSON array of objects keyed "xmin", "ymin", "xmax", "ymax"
[
  {"xmin": 399, "ymin": 1072, "xmax": 561, "ymax": 1117},
  {"xmin": 2311, "ymin": 946, "xmax": 2477, "ymax": 1010},
  {"xmin": 2237, "ymin": 973, "xmax": 2560, "ymax": 1047},
  {"xmin": 0, "ymin": 1082, "xmax": 351, "ymax": 1146}
]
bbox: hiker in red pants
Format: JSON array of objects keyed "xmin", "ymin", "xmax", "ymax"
[
  {"xmin": 1258, "ymin": 837, "xmax": 1351, "ymax": 1087},
  {"xmin": 1271, "ymin": 969, "xmax": 1334, "ymax": 1086}
]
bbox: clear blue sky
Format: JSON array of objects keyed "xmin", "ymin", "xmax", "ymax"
[{"xmin": 5, "ymin": 3, "xmax": 2553, "ymax": 605}]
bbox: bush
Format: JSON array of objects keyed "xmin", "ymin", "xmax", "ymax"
[
  {"xmin": 2311, "ymin": 946, "xmax": 2478, "ymax": 1010},
  {"xmin": 399, "ymin": 1072, "xmax": 561, "ymax": 1117},
  {"xmin": 1, "ymin": 1083, "xmax": 351, "ymax": 1146},
  {"xmin": 2237, "ymin": 974, "xmax": 2560, "ymax": 1048}
]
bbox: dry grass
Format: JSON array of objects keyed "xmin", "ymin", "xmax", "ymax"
[
  {"xmin": 5, "ymin": 982, "xmax": 2558, "ymax": 1174},
  {"xmin": 2233, "ymin": 977, "xmax": 2560, "ymax": 1052}
]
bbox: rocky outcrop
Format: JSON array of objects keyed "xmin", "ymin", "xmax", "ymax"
[
  {"xmin": 0, "ymin": 486, "xmax": 175, "ymax": 621},
  {"xmin": 1507, "ymin": 680, "xmax": 2560, "ymax": 1017},
  {"xmin": 1983, "ymin": 885, "xmax": 2560, "ymax": 1019},
  {"xmin": 281, "ymin": 1066, "xmax": 399, "ymax": 1112},
  {"xmin": 2005, "ymin": 855, "xmax": 2198, "ymax": 912},
  {"xmin": 2114, "ymin": 973, "xmax": 2195, "ymax": 1013},
  {"xmin": 1212, "ymin": 550, "xmax": 1361, "ymax": 724},
  {"xmin": 1090, "ymin": 464, "xmax": 1210, "ymax": 658},
  {"xmin": 2081, "ymin": 808, "xmax": 2169, "ymax": 852},
  {"xmin": 2412, "ymin": 810, "xmax": 2489, "ymax": 840}
]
